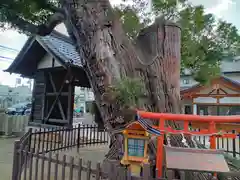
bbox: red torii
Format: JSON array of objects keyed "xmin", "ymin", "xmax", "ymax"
[{"xmin": 137, "ymin": 110, "xmax": 240, "ymax": 178}]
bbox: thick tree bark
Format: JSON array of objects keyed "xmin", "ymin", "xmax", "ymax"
[
  {"xmin": 62, "ymin": 0, "xmax": 183, "ymax": 150},
  {"xmin": 60, "ymin": 0, "xmax": 206, "ymax": 177},
  {"xmin": 63, "ymin": 0, "xmax": 151, "ymax": 129},
  {"xmin": 135, "ymin": 19, "xmax": 181, "ymax": 114}
]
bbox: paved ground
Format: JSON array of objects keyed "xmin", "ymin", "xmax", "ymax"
[
  {"xmin": 0, "ymin": 137, "xmax": 109, "ymax": 180},
  {"xmin": 73, "ymin": 114, "xmax": 95, "ymax": 126},
  {"xmin": 21, "ymin": 145, "xmax": 109, "ymax": 180},
  {"xmin": 0, "ymin": 137, "xmax": 19, "ymax": 180}
]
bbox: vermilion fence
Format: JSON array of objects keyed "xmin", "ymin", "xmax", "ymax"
[
  {"xmin": 137, "ymin": 111, "xmax": 240, "ymax": 178},
  {"xmin": 193, "ymin": 130, "xmax": 240, "ymax": 157}
]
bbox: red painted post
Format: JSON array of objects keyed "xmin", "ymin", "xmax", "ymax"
[
  {"xmin": 183, "ymin": 121, "xmax": 189, "ymax": 133},
  {"xmin": 156, "ymin": 118, "xmax": 165, "ymax": 178},
  {"xmin": 209, "ymin": 121, "xmax": 216, "ymax": 149},
  {"xmin": 209, "ymin": 121, "xmax": 217, "ymax": 177}
]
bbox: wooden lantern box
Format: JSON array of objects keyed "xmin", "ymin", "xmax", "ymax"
[{"xmin": 121, "ymin": 122, "xmax": 150, "ymax": 177}]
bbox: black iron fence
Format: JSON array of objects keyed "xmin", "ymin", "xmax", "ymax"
[
  {"xmin": 29, "ymin": 124, "xmax": 109, "ymax": 154},
  {"xmin": 12, "ymin": 124, "xmax": 109, "ymax": 180}
]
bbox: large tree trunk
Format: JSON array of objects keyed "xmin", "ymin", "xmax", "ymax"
[
  {"xmin": 61, "ymin": 0, "xmax": 203, "ymax": 177},
  {"xmin": 63, "ymin": 0, "xmax": 181, "ymax": 125}
]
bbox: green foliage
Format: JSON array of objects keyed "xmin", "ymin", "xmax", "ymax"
[
  {"xmin": 1, "ymin": 0, "xmax": 240, "ymax": 83},
  {"xmin": 110, "ymin": 77, "xmax": 144, "ymax": 108},
  {"xmin": 177, "ymin": 3, "xmax": 240, "ymax": 83},
  {"xmin": 114, "ymin": 6, "xmax": 144, "ymax": 39},
  {"xmin": 193, "ymin": 63, "xmax": 221, "ymax": 84},
  {"xmin": 115, "ymin": 0, "xmax": 240, "ymax": 83},
  {"xmin": 113, "ymin": 0, "xmax": 151, "ymax": 39},
  {"xmin": 0, "ymin": 0, "xmax": 56, "ymax": 33}
]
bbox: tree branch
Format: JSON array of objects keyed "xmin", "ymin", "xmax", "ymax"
[
  {"xmin": 12, "ymin": 12, "xmax": 65, "ymax": 36},
  {"xmin": 44, "ymin": 3, "xmax": 65, "ymax": 14},
  {"xmin": 1, "ymin": 0, "xmax": 66, "ymax": 36},
  {"xmin": 37, "ymin": 11, "xmax": 66, "ymax": 36}
]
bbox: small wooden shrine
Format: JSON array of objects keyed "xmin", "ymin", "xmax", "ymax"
[
  {"xmin": 5, "ymin": 31, "xmax": 90, "ymax": 127},
  {"xmin": 181, "ymin": 76, "xmax": 240, "ymax": 116}
]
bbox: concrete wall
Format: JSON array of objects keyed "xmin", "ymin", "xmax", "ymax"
[
  {"xmin": 0, "ymin": 85, "xmax": 32, "ymax": 108},
  {"xmin": 0, "ymin": 113, "xmax": 29, "ymax": 136}
]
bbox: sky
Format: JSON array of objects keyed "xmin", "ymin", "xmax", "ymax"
[{"xmin": 0, "ymin": 0, "xmax": 239, "ymax": 87}]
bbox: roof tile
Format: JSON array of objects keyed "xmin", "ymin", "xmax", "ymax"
[{"xmin": 37, "ymin": 33, "xmax": 82, "ymax": 67}]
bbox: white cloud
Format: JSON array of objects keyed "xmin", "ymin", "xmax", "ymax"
[
  {"xmin": 0, "ymin": 29, "xmax": 28, "ymax": 87},
  {"xmin": 205, "ymin": 0, "xmax": 235, "ymax": 18},
  {"xmin": 0, "ymin": 29, "xmax": 27, "ymax": 50},
  {"xmin": 55, "ymin": 23, "xmax": 69, "ymax": 36}
]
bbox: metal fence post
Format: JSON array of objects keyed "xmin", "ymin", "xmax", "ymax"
[
  {"xmin": 12, "ymin": 140, "xmax": 20, "ymax": 180},
  {"xmin": 77, "ymin": 124, "xmax": 80, "ymax": 151},
  {"xmin": 232, "ymin": 130, "xmax": 236, "ymax": 158},
  {"xmin": 28, "ymin": 128, "xmax": 33, "ymax": 152}
]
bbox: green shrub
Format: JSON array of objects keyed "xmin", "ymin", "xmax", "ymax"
[{"xmin": 110, "ymin": 77, "xmax": 144, "ymax": 108}]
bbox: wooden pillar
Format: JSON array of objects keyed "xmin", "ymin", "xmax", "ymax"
[
  {"xmin": 41, "ymin": 72, "xmax": 46, "ymax": 124},
  {"xmin": 67, "ymin": 70, "xmax": 74, "ymax": 128},
  {"xmin": 209, "ymin": 121, "xmax": 217, "ymax": 177},
  {"xmin": 30, "ymin": 79, "xmax": 36, "ymax": 123}
]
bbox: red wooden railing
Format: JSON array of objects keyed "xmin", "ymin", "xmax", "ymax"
[{"xmin": 137, "ymin": 110, "xmax": 240, "ymax": 178}]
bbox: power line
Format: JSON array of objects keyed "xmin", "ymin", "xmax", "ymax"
[
  {"xmin": 0, "ymin": 59, "xmax": 13, "ymax": 63},
  {"xmin": 0, "ymin": 45, "xmax": 19, "ymax": 52},
  {"xmin": 0, "ymin": 57, "xmax": 14, "ymax": 64},
  {"xmin": 0, "ymin": 49, "xmax": 18, "ymax": 55},
  {"xmin": 0, "ymin": 55, "xmax": 14, "ymax": 61}
]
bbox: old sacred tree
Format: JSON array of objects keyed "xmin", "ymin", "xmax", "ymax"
[{"xmin": 1, "ymin": 0, "xmax": 240, "ymax": 178}]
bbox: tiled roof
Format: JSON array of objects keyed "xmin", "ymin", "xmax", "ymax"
[
  {"xmin": 222, "ymin": 76, "xmax": 240, "ymax": 85},
  {"xmin": 180, "ymin": 87, "xmax": 191, "ymax": 91},
  {"xmin": 37, "ymin": 31, "xmax": 82, "ymax": 67},
  {"xmin": 181, "ymin": 58, "xmax": 240, "ymax": 77},
  {"xmin": 181, "ymin": 75, "xmax": 240, "ymax": 94}
]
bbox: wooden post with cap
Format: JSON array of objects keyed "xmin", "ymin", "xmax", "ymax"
[{"xmin": 209, "ymin": 121, "xmax": 217, "ymax": 177}]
